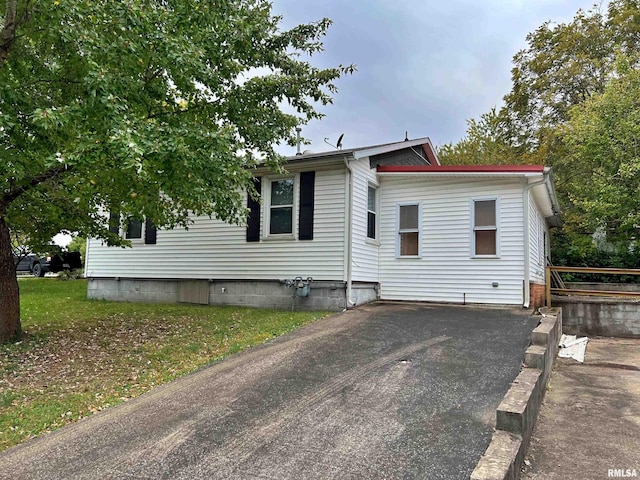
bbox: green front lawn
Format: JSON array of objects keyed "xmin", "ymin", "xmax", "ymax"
[{"xmin": 0, "ymin": 279, "xmax": 328, "ymax": 451}]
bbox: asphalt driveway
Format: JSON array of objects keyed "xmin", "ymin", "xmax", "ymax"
[{"xmin": 0, "ymin": 303, "xmax": 538, "ymax": 480}]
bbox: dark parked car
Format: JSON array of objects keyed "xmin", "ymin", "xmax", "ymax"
[{"xmin": 13, "ymin": 250, "xmax": 82, "ymax": 277}]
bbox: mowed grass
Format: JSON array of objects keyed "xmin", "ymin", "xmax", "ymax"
[{"xmin": 0, "ymin": 279, "xmax": 329, "ymax": 451}]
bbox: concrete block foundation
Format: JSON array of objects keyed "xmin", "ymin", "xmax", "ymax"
[
  {"xmin": 87, "ymin": 278, "xmax": 378, "ymax": 311},
  {"xmin": 87, "ymin": 278, "xmax": 180, "ymax": 304}
]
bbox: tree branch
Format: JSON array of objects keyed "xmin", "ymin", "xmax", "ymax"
[
  {"xmin": 1, "ymin": 0, "xmax": 32, "ymax": 68},
  {"xmin": 0, "ymin": 163, "xmax": 74, "ymax": 214},
  {"xmin": 0, "ymin": 0, "xmax": 18, "ymax": 67},
  {"xmin": 21, "ymin": 78, "xmax": 83, "ymax": 88},
  {"xmin": 147, "ymin": 101, "xmax": 209, "ymax": 120}
]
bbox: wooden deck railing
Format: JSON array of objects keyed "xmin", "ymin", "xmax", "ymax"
[{"xmin": 545, "ymin": 266, "xmax": 640, "ymax": 306}]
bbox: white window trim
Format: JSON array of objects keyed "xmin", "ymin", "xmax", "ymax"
[
  {"xmin": 366, "ymin": 183, "xmax": 379, "ymax": 242},
  {"xmin": 396, "ymin": 202, "xmax": 422, "ymax": 258},
  {"xmin": 471, "ymin": 197, "xmax": 500, "ymax": 258},
  {"xmin": 263, "ymin": 174, "xmax": 298, "ymax": 240}
]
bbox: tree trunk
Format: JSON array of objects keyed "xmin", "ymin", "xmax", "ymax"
[
  {"xmin": 1, "ymin": 0, "xmax": 18, "ymax": 68},
  {"xmin": 0, "ymin": 217, "xmax": 21, "ymax": 342}
]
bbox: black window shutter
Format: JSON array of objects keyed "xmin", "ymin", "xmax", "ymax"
[
  {"xmin": 108, "ymin": 211, "xmax": 120, "ymax": 234},
  {"xmin": 246, "ymin": 177, "xmax": 262, "ymax": 242},
  {"xmin": 298, "ymin": 171, "xmax": 315, "ymax": 240},
  {"xmin": 144, "ymin": 219, "xmax": 157, "ymax": 244}
]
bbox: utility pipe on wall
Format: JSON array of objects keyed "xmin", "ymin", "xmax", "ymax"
[
  {"xmin": 523, "ymin": 176, "xmax": 546, "ymax": 308},
  {"xmin": 295, "ymin": 127, "xmax": 302, "ymax": 156},
  {"xmin": 343, "ymin": 157, "xmax": 354, "ymax": 309}
]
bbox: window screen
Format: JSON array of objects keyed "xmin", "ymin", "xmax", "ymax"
[
  {"xmin": 270, "ymin": 179, "xmax": 294, "ymax": 235},
  {"xmin": 126, "ymin": 218, "xmax": 143, "ymax": 239},
  {"xmin": 399, "ymin": 204, "xmax": 419, "ymax": 256},
  {"xmin": 473, "ymin": 199, "xmax": 497, "ymax": 255},
  {"xmin": 367, "ymin": 186, "xmax": 377, "ymax": 239}
]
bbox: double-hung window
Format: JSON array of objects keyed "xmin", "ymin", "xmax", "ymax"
[
  {"xmin": 125, "ymin": 217, "xmax": 143, "ymax": 240},
  {"xmin": 367, "ymin": 186, "xmax": 377, "ymax": 240},
  {"xmin": 472, "ymin": 198, "xmax": 498, "ymax": 256},
  {"xmin": 268, "ymin": 177, "xmax": 295, "ymax": 236},
  {"xmin": 398, "ymin": 203, "xmax": 420, "ymax": 257}
]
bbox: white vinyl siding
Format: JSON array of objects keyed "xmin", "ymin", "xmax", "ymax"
[
  {"xmin": 86, "ymin": 168, "xmax": 346, "ymax": 281},
  {"xmin": 378, "ymin": 177, "xmax": 525, "ymax": 305},
  {"xmin": 350, "ymin": 158, "xmax": 380, "ymax": 283},
  {"xmin": 529, "ymin": 190, "xmax": 548, "ymax": 283}
]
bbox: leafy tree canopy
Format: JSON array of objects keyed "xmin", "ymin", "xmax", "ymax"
[
  {"xmin": 1, "ymin": 0, "xmax": 353, "ymax": 240},
  {"xmin": 436, "ymin": 108, "xmax": 524, "ymax": 166},
  {"xmin": 438, "ymin": 0, "xmax": 640, "ymax": 247},
  {"xmin": 502, "ymin": 5, "xmax": 612, "ymax": 149},
  {"xmin": 440, "ymin": 1, "xmax": 640, "ymax": 161},
  {"xmin": 559, "ymin": 58, "xmax": 640, "ymax": 243},
  {"xmin": 0, "ymin": 0, "xmax": 353, "ymax": 341},
  {"xmin": 67, "ymin": 235, "xmax": 86, "ymax": 256}
]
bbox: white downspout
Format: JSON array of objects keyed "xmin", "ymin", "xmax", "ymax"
[
  {"xmin": 523, "ymin": 176, "xmax": 546, "ymax": 308},
  {"xmin": 84, "ymin": 237, "xmax": 91, "ymax": 279},
  {"xmin": 343, "ymin": 157, "xmax": 354, "ymax": 309}
]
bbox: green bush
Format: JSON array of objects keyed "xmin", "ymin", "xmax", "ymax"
[
  {"xmin": 67, "ymin": 236, "xmax": 86, "ymax": 258},
  {"xmin": 551, "ymin": 231, "xmax": 640, "ymax": 283}
]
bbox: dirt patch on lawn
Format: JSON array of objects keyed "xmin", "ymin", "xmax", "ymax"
[{"xmin": 0, "ymin": 308, "xmax": 323, "ymax": 451}]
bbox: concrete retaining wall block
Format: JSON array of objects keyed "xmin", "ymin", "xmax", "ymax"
[
  {"xmin": 472, "ymin": 308, "xmax": 562, "ymax": 480},
  {"xmin": 554, "ymin": 297, "xmax": 639, "ymax": 338},
  {"xmin": 471, "ymin": 431, "xmax": 524, "ymax": 480},
  {"xmin": 496, "ymin": 369, "xmax": 543, "ymax": 438}
]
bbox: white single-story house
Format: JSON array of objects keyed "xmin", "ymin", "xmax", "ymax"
[{"xmin": 85, "ymin": 136, "xmax": 561, "ymax": 310}]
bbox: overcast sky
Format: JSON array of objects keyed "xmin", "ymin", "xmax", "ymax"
[{"xmin": 271, "ymin": 0, "xmax": 595, "ymax": 155}]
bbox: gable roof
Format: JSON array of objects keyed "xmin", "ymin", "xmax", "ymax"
[{"xmin": 285, "ymin": 136, "xmax": 440, "ymax": 166}]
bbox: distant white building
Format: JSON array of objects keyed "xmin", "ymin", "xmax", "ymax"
[{"xmin": 85, "ymin": 137, "xmax": 561, "ymax": 310}]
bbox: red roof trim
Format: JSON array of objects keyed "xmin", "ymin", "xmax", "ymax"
[
  {"xmin": 377, "ymin": 165, "xmax": 544, "ymax": 173},
  {"xmin": 421, "ymin": 143, "xmax": 439, "ymax": 166}
]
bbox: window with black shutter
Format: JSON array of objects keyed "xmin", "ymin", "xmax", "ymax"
[
  {"xmin": 144, "ymin": 219, "xmax": 157, "ymax": 244},
  {"xmin": 298, "ymin": 171, "xmax": 315, "ymax": 241},
  {"xmin": 108, "ymin": 212, "xmax": 157, "ymax": 245},
  {"xmin": 108, "ymin": 211, "xmax": 120, "ymax": 234},
  {"xmin": 246, "ymin": 177, "xmax": 262, "ymax": 242},
  {"xmin": 248, "ymin": 172, "xmax": 315, "ymax": 241}
]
